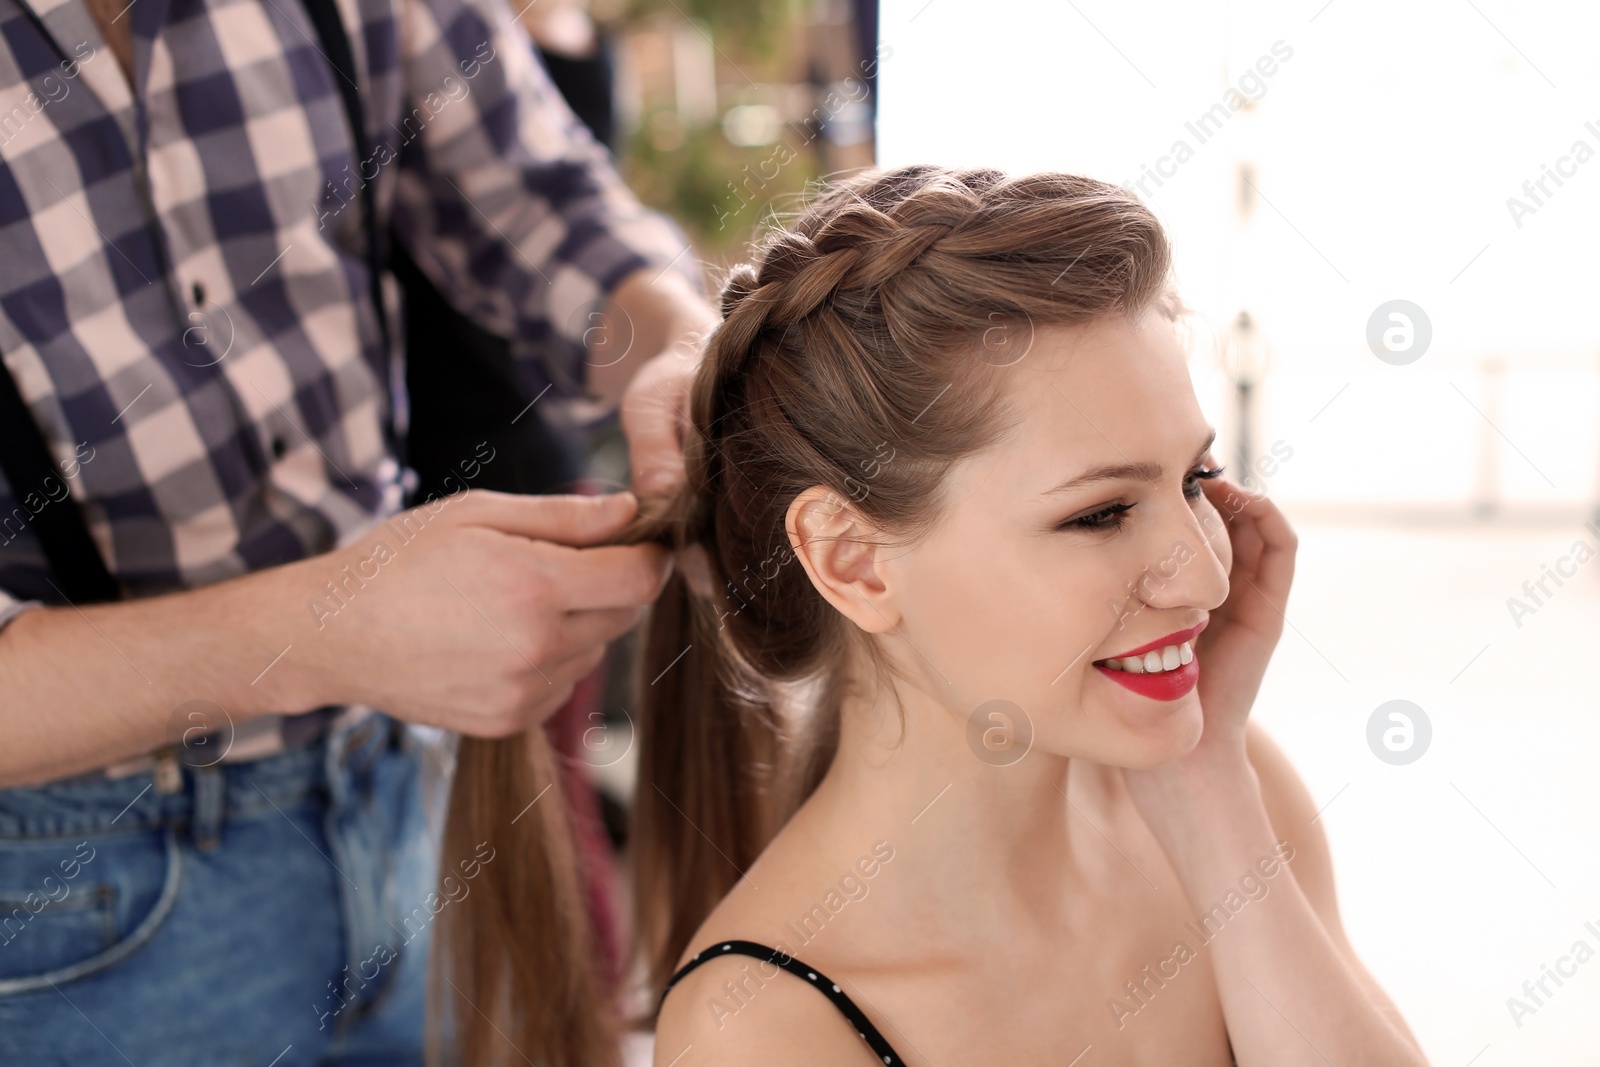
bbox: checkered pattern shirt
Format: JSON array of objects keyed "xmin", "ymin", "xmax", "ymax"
[{"xmin": 0, "ymin": 0, "xmax": 692, "ymax": 623}]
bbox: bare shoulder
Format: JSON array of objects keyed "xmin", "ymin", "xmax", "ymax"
[{"xmin": 654, "ymin": 949, "xmax": 883, "ymax": 1067}]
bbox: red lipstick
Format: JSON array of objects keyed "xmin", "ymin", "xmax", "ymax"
[
  {"xmin": 1092, "ymin": 620, "xmax": 1207, "ymax": 702},
  {"xmin": 1099, "ymin": 620, "xmax": 1208, "ymax": 662}
]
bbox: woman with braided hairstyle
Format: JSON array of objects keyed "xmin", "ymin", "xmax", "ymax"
[{"xmin": 433, "ymin": 165, "xmax": 1431, "ymax": 1067}]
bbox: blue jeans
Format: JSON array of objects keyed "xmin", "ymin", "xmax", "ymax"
[{"xmin": 0, "ymin": 714, "xmax": 440, "ymax": 1066}]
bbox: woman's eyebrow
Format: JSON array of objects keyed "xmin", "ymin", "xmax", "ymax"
[{"xmin": 1038, "ymin": 428, "xmax": 1217, "ymax": 497}]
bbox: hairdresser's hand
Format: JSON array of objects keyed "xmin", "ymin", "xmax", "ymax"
[
  {"xmin": 621, "ymin": 343, "xmax": 706, "ymax": 502},
  {"xmin": 593, "ymin": 268, "xmax": 718, "ymax": 504},
  {"xmin": 272, "ymin": 489, "xmax": 673, "ymax": 736}
]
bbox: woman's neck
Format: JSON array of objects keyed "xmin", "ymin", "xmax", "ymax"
[{"xmin": 794, "ymin": 683, "xmax": 1097, "ymax": 948}]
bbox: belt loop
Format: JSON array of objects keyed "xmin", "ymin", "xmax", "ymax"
[
  {"xmin": 191, "ymin": 762, "xmax": 225, "ymax": 853},
  {"xmin": 152, "ymin": 747, "xmax": 183, "ymax": 796}
]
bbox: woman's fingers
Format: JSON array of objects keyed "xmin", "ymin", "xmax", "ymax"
[
  {"xmin": 1232, "ymin": 486, "xmax": 1297, "ymax": 610},
  {"xmin": 1201, "ymin": 475, "xmax": 1297, "ymax": 620}
]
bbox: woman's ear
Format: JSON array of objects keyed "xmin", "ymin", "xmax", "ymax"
[{"xmin": 785, "ymin": 485, "xmax": 899, "ymax": 634}]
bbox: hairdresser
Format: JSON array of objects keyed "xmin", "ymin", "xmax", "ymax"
[{"xmin": 0, "ymin": 0, "xmax": 713, "ymax": 1056}]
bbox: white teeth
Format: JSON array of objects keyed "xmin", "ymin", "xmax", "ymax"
[{"xmin": 1100, "ymin": 641, "xmax": 1195, "ymax": 674}]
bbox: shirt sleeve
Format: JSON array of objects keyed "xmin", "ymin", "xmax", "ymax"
[{"xmin": 389, "ymin": 0, "xmax": 702, "ymax": 399}]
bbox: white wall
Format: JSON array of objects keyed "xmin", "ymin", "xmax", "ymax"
[{"xmin": 878, "ymin": 0, "xmax": 1600, "ymax": 510}]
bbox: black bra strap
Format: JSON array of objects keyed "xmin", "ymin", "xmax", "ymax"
[{"xmin": 661, "ymin": 940, "xmax": 904, "ymax": 1065}]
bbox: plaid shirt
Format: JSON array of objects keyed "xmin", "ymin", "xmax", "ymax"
[{"xmin": 0, "ymin": 0, "xmax": 692, "ymax": 627}]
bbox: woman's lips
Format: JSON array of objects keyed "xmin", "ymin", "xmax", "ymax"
[
  {"xmin": 1094, "ymin": 659, "xmax": 1198, "ymax": 701},
  {"xmin": 1097, "ymin": 619, "xmax": 1208, "ymax": 661},
  {"xmin": 1091, "ymin": 619, "xmax": 1206, "ymax": 701}
]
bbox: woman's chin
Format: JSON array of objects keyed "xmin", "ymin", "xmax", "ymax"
[{"xmin": 1102, "ymin": 692, "xmax": 1206, "ymax": 768}]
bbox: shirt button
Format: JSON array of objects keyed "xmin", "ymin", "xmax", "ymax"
[
  {"xmin": 271, "ymin": 435, "xmax": 287, "ymax": 459},
  {"xmin": 191, "ymin": 280, "xmax": 206, "ymax": 306}
]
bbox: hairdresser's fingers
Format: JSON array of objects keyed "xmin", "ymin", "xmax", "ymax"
[
  {"xmin": 519, "ymin": 646, "xmax": 611, "ymax": 727},
  {"xmin": 482, "ymin": 606, "xmax": 633, "ymax": 684},
  {"xmin": 620, "ymin": 348, "xmax": 698, "ymax": 502},
  {"xmin": 455, "ymin": 643, "xmax": 611, "ymax": 737},
  {"xmin": 543, "ymin": 604, "xmax": 646, "ymax": 662},
  {"xmin": 455, "ymin": 488, "xmax": 639, "ymax": 547},
  {"xmin": 547, "ymin": 641, "xmax": 610, "ymax": 688},
  {"xmin": 675, "ymin": 542, "xmax": 717, "ymax": 599},
  {"xmin": 541, "ymin": 541, "xmax": 675, "ymax": 612}
]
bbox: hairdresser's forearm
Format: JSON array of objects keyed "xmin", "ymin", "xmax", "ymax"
[
  {"xmin": 1146, "ymin": 760, "xmax": 1428, "ymax": 1067},
  {"xmin": 0, "ymin": 487, "xmax": 668, "ymax": 787},
  {"xmin": 0, "ymin": 561, "xmax": 318, "ymax": 788}
]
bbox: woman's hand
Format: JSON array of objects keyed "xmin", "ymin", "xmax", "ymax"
[
  {"xmin": 1121, "ymin": 475, "xmax": 1298, "ymax": 838},
  {"xmin": 1115, "ymin": 487, "xmax": 1427, "ymax": 1067},
  {"xmin": 1187, "ymin": 474, "xmax": 1298, "ymax": 754}
]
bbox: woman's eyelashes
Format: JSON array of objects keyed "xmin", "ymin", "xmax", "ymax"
[
  {"xmin": 1059, "ymin": 501, "xmax": 1134, "ymax": 532},
  {"xmin": 1056, "ymin": 465, "xmax": 1226, "ymax": 532},
  {"xmin": 1186, "ymin": 464, "xmax": 1225, "ymax": 499}
]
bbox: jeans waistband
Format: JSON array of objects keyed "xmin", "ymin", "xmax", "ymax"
[
  {"xmin": 98, "ymin": 704, "xmax": 354, "ymax": 781},
  {"xmin": 0, "ymin": 715, "xmax": 400, "ymax": 841}
]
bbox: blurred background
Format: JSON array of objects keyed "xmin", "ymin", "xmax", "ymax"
[
  {"xmin": 875, "ymin": 2, "xmax": 1600, "ymax": 1063},
  {"xmin": 540, "ymin": 0, "xmax": 1600, "ymax": 1062}
]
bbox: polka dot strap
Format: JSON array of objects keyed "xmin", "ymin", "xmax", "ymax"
[{"xmin": 661, "ymin": 939, "xmax": 905, "ymax": 1065}]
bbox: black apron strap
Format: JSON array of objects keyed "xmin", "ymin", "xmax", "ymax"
[
  {"xmin": 300, "ymin": 0, "xmax": 402, "ymax": 470},
  {"xmin": 0, "ymin": 367, "xmax": 120, "ymax": 603}
]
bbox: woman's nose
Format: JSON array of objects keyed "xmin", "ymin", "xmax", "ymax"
[{"xmin": 1132, "ymin": 500, "xmax": 1231, "ymax": 612}]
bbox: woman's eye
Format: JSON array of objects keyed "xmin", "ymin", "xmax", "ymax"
[
  {"xmin": 1059, "ymin": 502, "xmax": 1134, "ymax": 531},
  {"xmin": 1058, "ymin": 465, "xmax": 1225, "ymax": 531},
  {"xmin": 1184, "ymin": 465, "xmax": 1225, "ymax": 499}
]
